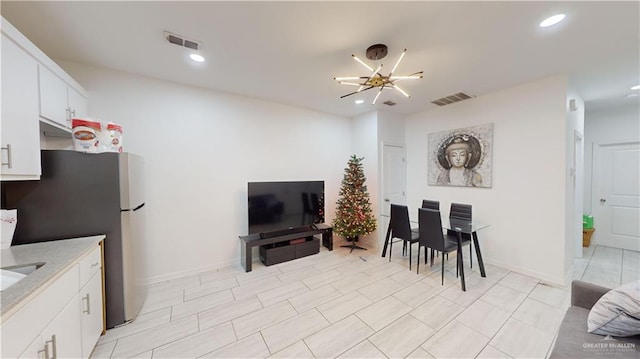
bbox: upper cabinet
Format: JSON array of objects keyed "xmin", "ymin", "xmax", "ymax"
[
  {"xmin": 38, "ymin": 64, "xmax": 88, "ymax": 130},
  {"xmin": 1, "ymin": 16, "xmax": 89, "ymax": 181},
  {"xmin": 1, "ymin": 33, "xmax": 42, "ymax": 180}
]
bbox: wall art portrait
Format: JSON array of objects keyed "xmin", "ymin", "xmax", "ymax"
[{"xmin": 428, "ymin": 123, "xmax": 493, "ymax": 188}]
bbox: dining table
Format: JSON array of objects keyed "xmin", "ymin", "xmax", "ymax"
[{"xmin": 381, "ymin": 216, "xmax": 489, "ymax": 291}]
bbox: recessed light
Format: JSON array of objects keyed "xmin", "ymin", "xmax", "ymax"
[
  {"xmin": 355, "ymin": 99, "xmax": 364, "ymax": 104},
  {"xmin": 189, "ymin": 53, "xmax": 205, "ymax": 63},
  {"xmin": 540, "ymin": 14, "xmax": 566, "ymax": 27},
  {"xmin": 627, "ymin": 93, "xmax": 638, "ymax": 98},
  {"xmin": 631, "ymin": 85, "xmax": 640, "ymax": 91}
]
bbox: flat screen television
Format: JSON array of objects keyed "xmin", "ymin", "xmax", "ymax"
[{"xmin": 248, "ymin": 181, "xmax": 324, "ymax": 237}]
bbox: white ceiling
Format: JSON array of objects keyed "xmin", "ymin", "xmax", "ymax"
[{"xmin": 3, "ymin": 1, "xmax": 639, "ymax": 118}]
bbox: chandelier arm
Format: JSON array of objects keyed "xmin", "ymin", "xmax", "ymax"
[
  {"xmin": 340, "ymin": 86, "xmax": 374, "ymax": 99},
  {"xmin": 372, "ymin": 86, "xmax": 385, "ymax": 104},
  {"xmin": 390, "ymin": 71, "xmax": 424, "ymax": 81},
  {"xmin": 392, "ymin": 83, "xmax": 411, "ymax": 98},
  {"xmin": 352, "ymin": 55, "xmax": 374, "ymax": 72},
  {"xmin": 334, "ymin": 76, "xmax": 371, "ymax": 81},
  {"xmin": 389, "ymin": 49, "xmax": 407, "ymax": 76}
]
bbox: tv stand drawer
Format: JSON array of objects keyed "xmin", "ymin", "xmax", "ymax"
[{"xmin": 259, "ymin": 237, "xmax": 320, "ymax": 266}]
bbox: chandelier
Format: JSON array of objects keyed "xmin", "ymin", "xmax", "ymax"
[{"xmin": 334, "ymin": 44, "xmax": 423, "ymax": 104}]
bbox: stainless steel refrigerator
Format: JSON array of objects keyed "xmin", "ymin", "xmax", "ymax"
[{"xmin": 1, "ymin": 150, "xmax": 147, "ymax": 329}]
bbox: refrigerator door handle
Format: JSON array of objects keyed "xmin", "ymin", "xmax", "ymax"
[{"xmin": 121, "ymin": 203, "xmax": 145, "ymax": 212}]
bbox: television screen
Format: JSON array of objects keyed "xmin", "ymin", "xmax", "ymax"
[{"xmin": 248, "ymin": 181, "xmax": 324, "ymax": 235}]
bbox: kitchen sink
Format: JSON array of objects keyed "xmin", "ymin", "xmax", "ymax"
[{"xmin": 0, "ymin": 262, "xmax": 45, "ymax": 291}]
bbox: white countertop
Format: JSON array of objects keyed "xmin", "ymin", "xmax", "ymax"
[{"xmin": 0, "ymin": 235, "xmax": 104, "ymax": 321}]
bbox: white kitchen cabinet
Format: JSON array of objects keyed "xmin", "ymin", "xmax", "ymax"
[
  {"xmin": 38, "ymin": 64, "xmax": 88, "ymax": 130},
  {"xmin": 68, "ymin": 85, "xmax": 88, "ymax": 119},
  {"xmin": 0, "ymin": 33, "xmax": 41, "ymax": 180},
  {"xmin": 40, "ymin": 293, "xmax": 83, "ymax": 359},
  {"xmin": 80, "ymin": 272, "xmax": 103, "ymax": 358},
  {"xmin": 19, "ymin": 335, "xmax": 44, "ymax": 359},
  {"xmin": 19, "ymin": 294, "xmax": 83, "ymax": 359},
  {"xmin": 78, "ymin": 245, "xmax": 103, "ymax": 358},
  {"xmin": 1, "ymin": 242, "xmax": 104, "ymax": 359}
]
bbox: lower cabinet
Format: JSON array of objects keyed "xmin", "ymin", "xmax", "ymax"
[
  {"xmin": 1, "ymin": 243, "xmax": 104, "ymax": 359},
  {"xmin": 80, "ymin": 271, "xmax": 103, "ymax": 358},
  {"xmin": 17, "ymin": 290, "xmax": 82, "ymax": 359}
]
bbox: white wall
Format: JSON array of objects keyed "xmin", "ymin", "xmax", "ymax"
[
  {"xmin": 59, "ymin": 61, "xmax": 352, "ymax": 283},
  {"xmin": 350, "ymin": 111, "xmax": 380, "ymax": 246},
  {"xmin": 584, "ymin": 102, "xmax": 640, "ymax": 245},
  {"xmin": 405, "ymin": 75, "xmax": 570, "ymax": 285},
  {"xmin": 565, "ymin": 85, "xmax": 585, "ymax": 272}
]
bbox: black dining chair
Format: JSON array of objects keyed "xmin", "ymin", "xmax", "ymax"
[
  {"xmin": 448, "ymin": 203, "xmax": 473, "ymax": 268},
  {"xmin": 389, "ymin": 204, "xmax": 420, "ymax": 270},
  {"xmin": 420, "ymin": 199, "xmax": 444, "ymax": 262},
  {"xmin": 417, "ymin": 208, "xmax": 465, "ymax": 284},
  {"xmin": 421, "ymin": 199, "xmax": 440, "ymax": 210}
]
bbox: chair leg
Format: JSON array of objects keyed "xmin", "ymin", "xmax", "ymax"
[
  {"xmin": 470, "ymin": 244, "xmax": 473, "ymax": 268},
  {"xmin": 441, "ymin": 253, "xmax": 445, "ymax": 285},
  {"xmin": 416, "ymin": 246, "xmax": 420, "ymax": 274},
  {"xmin": 430, "ymin": 249, "xmax": 434, "ymax": 267},
  {"xmin": 409, "ymin": 242, "xmax": 412, "ymax": 270},
  {"xmin": 388, "ymin": 240, "xmax": 392, "ymax": 262}
]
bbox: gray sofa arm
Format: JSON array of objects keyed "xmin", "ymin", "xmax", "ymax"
[{"xmin": 571, "ymin": 280, "xmax": 610, "ymax": 310}]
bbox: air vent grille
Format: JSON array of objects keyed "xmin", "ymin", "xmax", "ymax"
[
  {"xmin": 431, "ymin": 92, "xmax": 474, "ymax": 106},
  {"xmin": 164, "ymin": 31, "xmax": 200, "ymax": 51},
  {"xmin": 383, "ymin": 100, "xmax": 397, "ymax": 106}
]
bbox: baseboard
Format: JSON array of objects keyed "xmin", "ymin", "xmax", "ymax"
[
  {"xmin": 484, "ymin": 257, "xmax": 567, "ymax": 287},
  {"xmin": 564, "ymin": 264, "xmax": 575, "ymax": 287},
  {"xmin": 144, "ymin": 257, "xmax": 239, "ymax": 285}
]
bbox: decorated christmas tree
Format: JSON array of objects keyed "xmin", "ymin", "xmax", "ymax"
[{"xmin": 332, "ymin": 155, "xmax": 377, "ymax": 247}]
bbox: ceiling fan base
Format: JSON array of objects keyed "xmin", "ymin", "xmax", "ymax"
[{"xmin": 366, "ymin": 44, "xmax": 388, "ymax": 60}]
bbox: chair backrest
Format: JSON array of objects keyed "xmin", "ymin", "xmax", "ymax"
[
  {"xmin": 418, "ymin": 208, "xmax": 445, "ymax": 251},
  {"xmin": 421, "ymin": 199, "xmax": 440, "ymax": 210},
  {"xmin": 449, "ymin": 202, "xmax": 472, "ymax": 221},
  {"xmin": 390, "ymin": 204, "xmax": 412, "ymax": 241}
]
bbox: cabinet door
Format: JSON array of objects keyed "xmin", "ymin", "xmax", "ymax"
[
  {"xmin": 18, "ymin": 335, "xmax": 44, "ymax": 359},
  {"xmin": 68, "ymin": 86, "xmax": 88, "ymax": 120},
  {"xmin": 80, "ymin": 271, "xmax": 103, "ymax": 358},
  {"xmin": 0, "ymin": 34, "xmax": 41, "ymax": 179},
  {"xmin": 41, "ymin": 293, "xmax": 82, "ymax": 359},
  {"xmin": 38, "ymin": 64, "xmax": 69, "ymax": 128}
]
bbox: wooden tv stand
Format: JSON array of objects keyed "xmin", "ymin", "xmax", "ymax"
[{"xmin": 239, "ymin": 224, "xmax": 333, "ymax": 272}]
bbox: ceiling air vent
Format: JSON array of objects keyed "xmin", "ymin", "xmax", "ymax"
[
  {"xmin": 164, "ymin": 31, "xmax": 200, "ymax": 51},
  {"xmin": 383, "ymin": 100, "xmax": 397, "ymax": 106},
  {"xmin": 431, "ymin": 92, "xmax": 474, "ymax": 106}
]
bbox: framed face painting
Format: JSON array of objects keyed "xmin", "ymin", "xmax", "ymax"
[{"xmin": 428, "ymin": 123, "xmax": 493, "ymax": 188}]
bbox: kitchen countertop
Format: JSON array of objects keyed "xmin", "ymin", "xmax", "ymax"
[{"xmin": 0, "ymin": 235, "xmax": 104, "ymax": 321}]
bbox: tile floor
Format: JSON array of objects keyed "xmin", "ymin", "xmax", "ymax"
[{"xmin": 90, "ymin": 242, "xmax": 639, "ymax": 359}]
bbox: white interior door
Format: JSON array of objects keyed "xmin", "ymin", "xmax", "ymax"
[
  {"xmin": 595, "ymin": 142, "xmax": 640, "ymax": 251},
  {"xmin": 382, "ymin": 144, "xmax": 406, "ymax": 216},
  {"xmin": 381, "ymin": 144, "xmax": 406, "ymax": 246}
]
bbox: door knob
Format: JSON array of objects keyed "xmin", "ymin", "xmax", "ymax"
[
  {"xmin": 384, "ymin": 198, "xmax": 390, "ymax": 202},
  {"xmin": 600, "ymin": 198, "xmax": 606, "ymax": 204}
]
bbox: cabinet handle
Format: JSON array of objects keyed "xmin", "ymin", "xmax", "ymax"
[
  {"xmin": 90, "ymin": 262, "xmax": 99, "ymax": 268},
  {"xmin": 1, "ymin": 144, "xmax": 12, "ymax": 169},
  {"xmin": 37, "ymin": 345, "xmax": 49, "ymax": 359},
  {"xmin": 82, "ymin": 293, "xmax": 91, "ymax": 314},
  {"xmin": 45, "ymin": 335, "xmax": 57, "ymax": 359}
]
